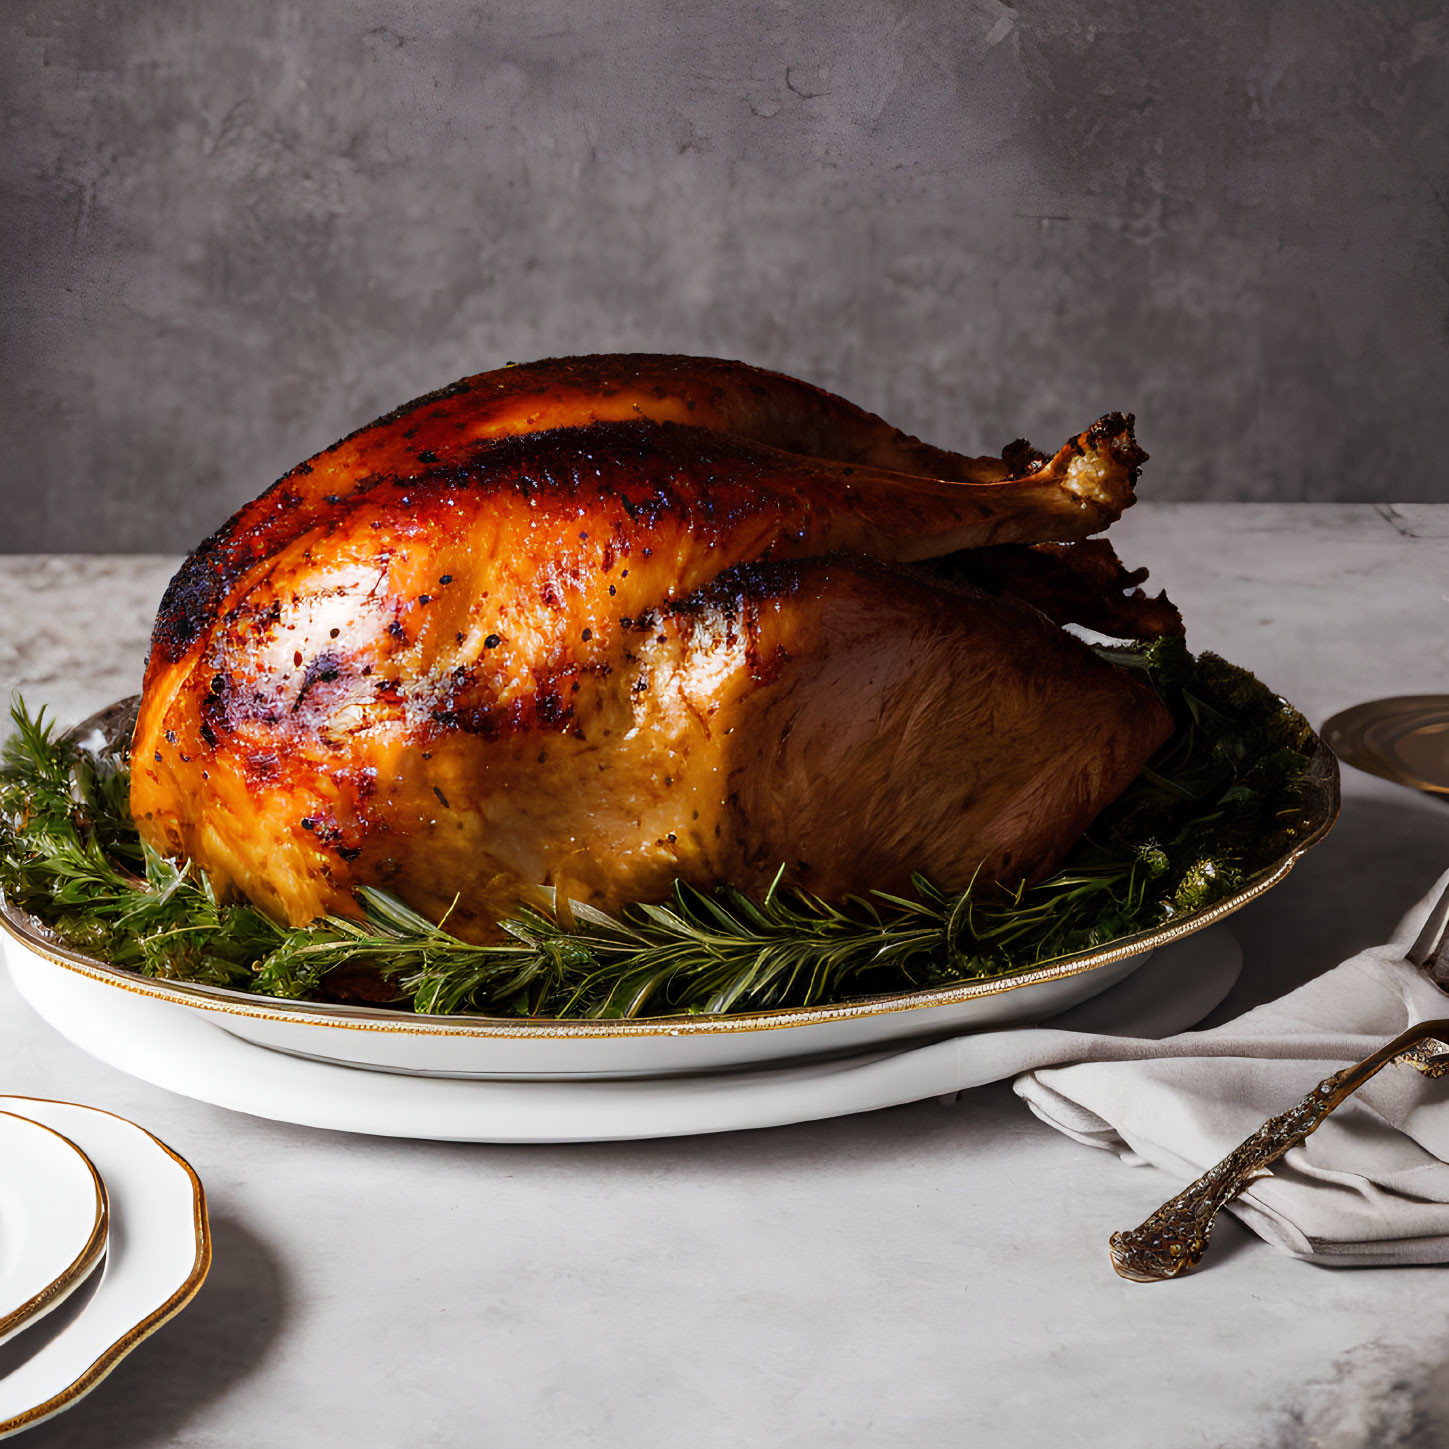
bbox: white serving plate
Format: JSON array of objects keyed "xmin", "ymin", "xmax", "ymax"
[
  {"xmin": 2, "ymin": 925, "xmax": 1240, "ymax": 1143},
  {"xmin": 0, "ymin": 857, "xmax": 1306, "ymax": 1079},
  {"xmin": 216, "ymin": 949, "xmax": 1151, "ymax": 1075},
  {"xmin": 0, "ymin": 1113, "xmax": 107, "ymax": 1348},
  {"xmin": 0, "ymin": 1099, "xmax": 209, "ymax": 1440},
  {"xmin": 0, "ymin": 916, "xmax": 1157, "ymax": 1078}
]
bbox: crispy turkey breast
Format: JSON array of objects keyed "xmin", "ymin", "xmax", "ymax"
[{"xmin": 131, "ymin": 354, "xmax": 1172, "ymax": 942}]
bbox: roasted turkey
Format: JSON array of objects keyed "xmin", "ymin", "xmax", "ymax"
[{"xmin": 131, "ymin": 355, "xmax": 1178, "ymax": 943}]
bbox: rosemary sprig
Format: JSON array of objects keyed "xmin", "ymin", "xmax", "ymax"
[{"xmin": 0, "ymin": 639, "xmax": 1318, "ymax": 1020}]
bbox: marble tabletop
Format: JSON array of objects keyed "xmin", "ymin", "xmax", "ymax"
[{"xmin": 2, "ymin": 503, "xmax": 1448, "ymax": 1449}]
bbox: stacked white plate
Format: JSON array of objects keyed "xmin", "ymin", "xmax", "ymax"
[{"xmin": 0, "ymin": 1099, "xmax": 209, "ymax": 1439}]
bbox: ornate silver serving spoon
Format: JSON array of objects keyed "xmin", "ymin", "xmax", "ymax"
[{"xmin": 1109, "ymin": 878, "xmax": 1449, "ymax": 1282}]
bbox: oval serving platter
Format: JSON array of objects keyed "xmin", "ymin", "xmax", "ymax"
[{"xmin": 0, "ymin": 697, "xmax": 1340, "ymax": 1081}]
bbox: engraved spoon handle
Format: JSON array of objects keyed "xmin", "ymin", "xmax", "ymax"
[{"xmin": 1108, "ymin": 1016, "xmax": 1449, "ymax": 1282}]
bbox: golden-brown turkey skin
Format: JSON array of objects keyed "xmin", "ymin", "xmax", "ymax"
[
  {"xmin": 133, "ymin": 552, "xmax": 1171, "ymax": 939},
  {"xmin": 132, "ymin": 354, "xmax": 1161, "ymax": 938},
  {"xmin": 650, "ymin": 560, "xmax": 1173, "ymax": 906},
  {"xmin": 268, "ymin": 350, "xmax": 1134, "ymax": 499},
  {"xmin": 141, "ymin": 355, "xmax": 1145, "ymax": 687}
]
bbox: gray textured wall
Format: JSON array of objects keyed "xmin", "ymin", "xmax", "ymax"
[{"xmin": 3, "ymin": 0, "xmax": 1447, "ymax": 552}]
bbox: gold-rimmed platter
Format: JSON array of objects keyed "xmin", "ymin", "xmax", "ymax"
[
  {"xmin": 0, "ymin": 698, "xmax": 1340, "ymax": 1081},
  {"xmin": 2, "ymin": 923, "xmax": 1244, "ymax": 1143}
]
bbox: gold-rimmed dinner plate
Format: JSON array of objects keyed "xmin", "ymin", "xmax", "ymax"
[
  {"xmin": 0, "ymin": 696, "xmax": 1339, "ymax": 1081},
  {"xmin": 0, "ymin": 1099, "xmax": 209, "ymax": 1440},
  {"xmin": 0, "ymin": 1114, "xmax": 107, "ymax": 1348}
]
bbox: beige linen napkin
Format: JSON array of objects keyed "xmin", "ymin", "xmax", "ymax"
[{"xmin": 1014, "ymin": 869, "xmax": 1449, "ymax": 1265}]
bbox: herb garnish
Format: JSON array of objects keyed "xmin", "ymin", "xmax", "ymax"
[{"xmin": 0, "ymin": 639, "xmax": 1321, "ymax": 1020}]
